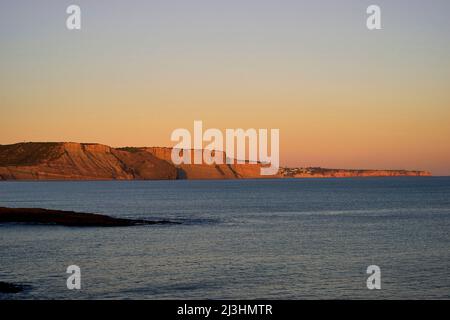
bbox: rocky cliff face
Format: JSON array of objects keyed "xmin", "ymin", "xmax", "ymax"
[
  {"xmin": 0, "ymin": 143, "xmax": 265, "ymax": 180},
  {"xmin": 142, "ymin": 147, "xmax": 267, "ymax": 179},
  {"xmin": 0, "ymin": 142, "xmax": 177, "ymax": 180},
  {"xmin": 0, "ymin": 142, "xmax": 431, "ymax": 180},
  {"xmin": 278, "ymin": 167, "xmax": 432, "ymax": 178}
]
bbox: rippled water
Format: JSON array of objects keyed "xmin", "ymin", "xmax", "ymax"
[{"xmin": 0, "ymin": 178, "xmax": 449, "ymax": 299}]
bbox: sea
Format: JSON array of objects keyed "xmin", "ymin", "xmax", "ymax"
[{"xmin": 0, "ymin": 177, "xmax": 449, "ymax": 299}]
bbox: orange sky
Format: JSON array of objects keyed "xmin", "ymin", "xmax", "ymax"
[{"xmin": 1, "ymin": 1, "xmax": 449, "ymax": 175}]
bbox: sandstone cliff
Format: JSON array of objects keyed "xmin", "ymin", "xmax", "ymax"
[
  {"xmin": 0, "ymin": 142, "xmax": 431, "ymax": 180},
  {"xmin": 0, "ymin": 142, "xmax": 177, "ymax": 180},
  {"xmin": 279, "ymin": 167, "xmax": 431, "ymax": 178},
  {"xmin": 142, "ymin": 147, "xmax": 267, "ymax": 179}
]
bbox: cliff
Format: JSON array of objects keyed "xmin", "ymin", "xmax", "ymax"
[
  {"xmin": 0, "ymin": 142, "xmax": 177, "ymax": 180},
  {"xmin": 279, "ymin": 167, "xmax": 431, "ymax": 178},
  {"xmin": 0, "ymin": 142, "xmax": 431, "ymax": 180},
  {"xmin": 141, "ymin": 147, "xmax": 265, "ymax": 179}
]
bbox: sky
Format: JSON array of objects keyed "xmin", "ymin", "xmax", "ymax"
[{"xmin": 1, "ymin": 0, "xmax": 449, "ymax": 175}]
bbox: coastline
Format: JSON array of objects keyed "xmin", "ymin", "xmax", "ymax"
[{"xmin": 0, "ymin": 142, "xmax": 432, "ymax": 181}]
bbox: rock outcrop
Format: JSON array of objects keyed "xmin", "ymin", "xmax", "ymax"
[
  {"xmin": 0, "ymin": 207, "xmax": 178, "ymax": 226},
  {"xmin": 0, "ymin": 281, "xmax": 27, "ymax": 294}
]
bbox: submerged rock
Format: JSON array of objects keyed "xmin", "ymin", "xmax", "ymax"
[{"xmin": 0, "ymin": 281, "xmax": 26, "ymax": 293}]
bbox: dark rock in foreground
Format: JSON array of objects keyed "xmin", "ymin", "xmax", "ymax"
[
  {"xmin": 0, "ymin": 207, "xmax": 178, "ymax": 227},
  {"xmin": 0, "ymin": 281, "xmax": 26, "ymax": 293}
]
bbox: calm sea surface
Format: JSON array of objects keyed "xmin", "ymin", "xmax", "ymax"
[{"xmin": 0, "ymin": 178, "xmax": 449, "ymax": 299}]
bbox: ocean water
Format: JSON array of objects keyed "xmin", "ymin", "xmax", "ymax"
[{"xmin": 0, "ymin": 178, "xmax": 449, "ymax": 300}]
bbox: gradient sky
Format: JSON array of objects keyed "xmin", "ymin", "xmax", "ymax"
[{"xmin": 1, "ymin": 0, "xmax": 449, "ymax": 174}]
